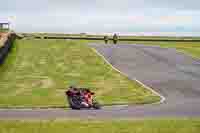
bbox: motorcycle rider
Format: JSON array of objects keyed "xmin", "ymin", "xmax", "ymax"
[
  {"xmin": 113, "ymin": 33, "xmax": 118, "ymax": 44},
  {"xmin": 81, "ymin": 89, "xmax": 93, "ymax": 107},
  {"xmin": 104, "ymin": 35, "xmax": 109, "ymax": 44}
]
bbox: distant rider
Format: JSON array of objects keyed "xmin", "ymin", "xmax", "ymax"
[
  {"xmin": 104, "ymin": 35, "xmax": 109, "ymax": 44},
  {"xmin": 113, "ymin": 33, "xmax": 118, "ymax": 44}
]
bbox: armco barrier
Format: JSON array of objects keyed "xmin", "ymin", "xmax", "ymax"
[{"xmin": 41, "ymin": 36, "xmax": 200, "ymax": 42}]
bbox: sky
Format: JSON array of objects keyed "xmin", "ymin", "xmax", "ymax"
[{"xmin": 0, "ymin": 0, "xmax": 200, "ymax": 35}]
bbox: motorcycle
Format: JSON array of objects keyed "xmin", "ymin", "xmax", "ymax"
[{"xmin": 66, "ymin": 87, "xmax": 101, "ymax": 110}]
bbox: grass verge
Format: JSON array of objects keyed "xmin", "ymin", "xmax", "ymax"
[
  {"xmin": 0, "ymin": 119, "xmax": 200, "ymax": 133},
  {"xmin": 0, "ymin": 39, "xmax": 159, "ymax": 107}
]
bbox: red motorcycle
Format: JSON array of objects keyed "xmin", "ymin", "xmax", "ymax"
[{"xmin": 66, "ymin": 87, "xmax": 101, "ymax": 110}]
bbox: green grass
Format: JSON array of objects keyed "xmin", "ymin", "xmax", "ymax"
[
  {"xmin": 0, "ymin": 119, "xmax": 200, "ymax": 133},
  {"xmin": 0, "ymin": 39, "xmax": 159, "ymax": 107},
  {"xmin": 21, "ymin": 33, "xmax": 200, "ymax": 40},
  {"xmin": 20, "ymin": 33, "xmax": 200, "ymax": 59},
  {"xmin": 118, "ymin": 36, "xmax": 200, "ymax": 40},
  {"xmin": 0, "ymin": 29, "xmax": 9, "ymax": 33}
]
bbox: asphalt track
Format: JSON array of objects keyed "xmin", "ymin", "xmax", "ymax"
[{"xmin": 0, "ymin": 44, "xmax": 200, "ymax": 120}]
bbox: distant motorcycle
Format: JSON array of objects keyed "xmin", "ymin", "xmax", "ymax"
[
  {"xmin": 113, "ymin": 33, "xmax": 118, "ymax": 44},
  {"xmin": 66, "ymin": 87, "xmax": 101, "ymax": 110}
]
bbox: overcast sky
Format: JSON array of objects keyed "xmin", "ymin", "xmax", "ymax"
[{"xmin": 0, "ymin": 0, "xmax": 200, "ymax": 34}]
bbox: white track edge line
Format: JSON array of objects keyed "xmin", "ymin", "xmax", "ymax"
[{"xmin": 91, "ymin": 47, "xmax": 166, "ymax": 104}]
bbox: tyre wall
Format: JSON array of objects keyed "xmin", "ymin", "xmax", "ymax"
[{"xmin": 0, "ymin": 32, "xmax": 16, "ymax": 65}]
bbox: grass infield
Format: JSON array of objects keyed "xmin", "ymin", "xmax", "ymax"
[
  {"xmin": 0, "ymin": 39, "xmax": 159, "ymax": 107},
  {"xmin": 0, "ymin": 119, "xmax": 200, "ymax": 133}
]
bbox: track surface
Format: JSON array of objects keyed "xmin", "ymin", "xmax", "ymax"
[{"xmin": 1, "ymin": 44, "xmax": 200, "ymax": 119}]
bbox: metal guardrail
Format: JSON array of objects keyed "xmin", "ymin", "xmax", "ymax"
[
  {"xmin": 18, "ymin": 34, "xmax": 200, "ymax": 42},
  {"xmin": 41, "ymin": 36, "xmax": 200, "ymax": 42}
]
